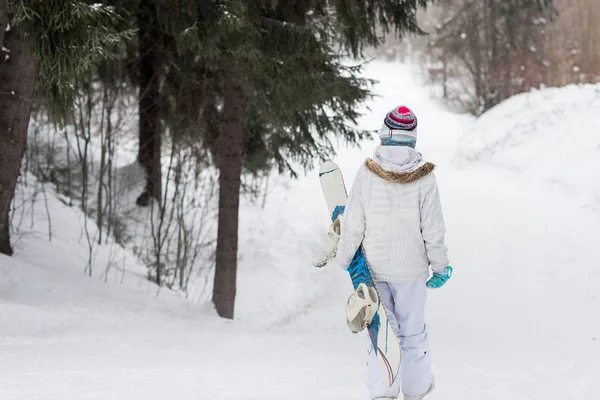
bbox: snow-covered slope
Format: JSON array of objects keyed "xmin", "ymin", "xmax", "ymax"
[
  {"xmin": 459, "ymin": 84, "xmax": 600, "ymax": 209},
  {"xmin": 445, "ymin": 84, "xmax": 600, "ymax": 399},
  {"xmin": 2, "ymin": 62, "xmax": 600, "ymax": 400}
]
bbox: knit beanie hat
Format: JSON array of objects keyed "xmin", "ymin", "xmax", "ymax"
[{"xmin": 379, "ymin": 105, "xmax": 418, "ymax": 148}]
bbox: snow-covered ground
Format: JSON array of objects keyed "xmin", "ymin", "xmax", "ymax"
[{"xmin": 2, "ymin": 61, "xmax": 600, "ymax": 400}]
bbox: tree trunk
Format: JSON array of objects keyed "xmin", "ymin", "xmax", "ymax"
[
  {"xmin": 136, "ymin": 0, "xmax": 161, "ymax": 206},
  {"xmin": 0, "ymin": 5, "xmax": 37, "ymax": 256},
  {"xmin": 213, "ymin": 73, "xmax": 244, "ymax": 320}
]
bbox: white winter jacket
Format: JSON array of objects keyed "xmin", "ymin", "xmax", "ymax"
[{"xmin": 336, "ymin": 149, "xmax": 449, "ymax": 283}]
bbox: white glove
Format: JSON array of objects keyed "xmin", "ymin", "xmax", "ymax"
[{"xmin": 312, "ymin": 216, "xmax": 342, "ymax": 268}]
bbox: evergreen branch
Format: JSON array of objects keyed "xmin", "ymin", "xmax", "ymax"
[{"xmin": 7, "ymin": 0, "xmax": 134, "ymax": 122}]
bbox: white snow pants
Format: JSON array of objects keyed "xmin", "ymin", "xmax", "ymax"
[{"xmin": 368, "ymin": 281, "xmax": 433, "ymax": 399}]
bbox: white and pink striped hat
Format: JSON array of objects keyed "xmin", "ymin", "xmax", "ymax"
[{"xmin": 379, "ymin": 105, "xmax": 418, "ymax": 148}]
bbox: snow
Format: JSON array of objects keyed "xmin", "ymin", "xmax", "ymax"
[{"xmin": 2, "ymin": 61, "xmax": 600, "ymax": 399}]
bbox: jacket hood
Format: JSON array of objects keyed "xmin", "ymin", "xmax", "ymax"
[
  {"xmin": 373, "ymin": 145, "xmax": 422, "ymax": 173},
  {"xmin": 365, "ymin": 158, "xmax": 436, "ymax": 184}
]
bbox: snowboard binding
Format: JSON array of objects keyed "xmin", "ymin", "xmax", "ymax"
[{"xmin": 345, "ymin": 283, "xmax": 379, "ymax": 333}]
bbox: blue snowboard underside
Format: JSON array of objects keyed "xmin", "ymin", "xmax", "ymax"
[{"xmin": 332, "ymin": 206, "xmax": 381, "ymax": 354}]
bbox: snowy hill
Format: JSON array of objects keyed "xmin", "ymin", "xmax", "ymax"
[
  {"xmin": 460, "ymin": 84, "xmax": 600, "ymax": 209},
  {"xmin": 2, "ymin": 62, "xmax": 600, "ymax": 399}
]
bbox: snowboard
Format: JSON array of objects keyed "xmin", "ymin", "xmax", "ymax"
[{"xmin": 317, "ymin": 161, "xmax": 401, "ymax": 387}]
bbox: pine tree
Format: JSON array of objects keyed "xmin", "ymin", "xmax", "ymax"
[
  {"xmin": 176, "ymin": 0, "xmax": 434, "ymax": 319},
  {"xmin": 136, "ymin": 0, "xmax": 162, "ymax": 206},
  {"xmin": 0, "ymin": 0, "xmax": 35, "ymax": 256},
  {"xmin": 0, "ymin": 0, "xmax": 131, "ymax": 256}
]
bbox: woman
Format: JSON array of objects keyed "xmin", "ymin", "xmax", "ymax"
[{"xmin": 335, "ymin": 105, "xmax": 453, "ymax": 400}]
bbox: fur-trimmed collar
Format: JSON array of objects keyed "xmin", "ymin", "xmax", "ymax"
[{"xmin": 365, "ymin": 159, "xmax": 435, "ymax": 184}]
